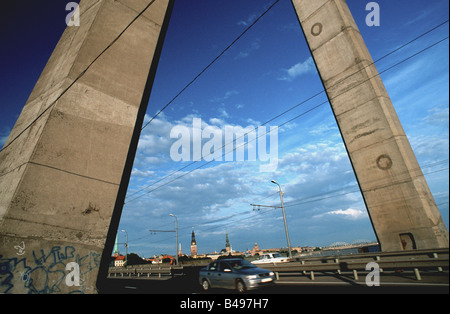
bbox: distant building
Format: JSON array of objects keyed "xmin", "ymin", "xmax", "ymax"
[
  {"xmin": 206, "ymin": 253, "xmax": 221, "ymax": 260},
  {"xmin": 191, "ymin": 228, "xmax": 198, "ymax": 257},
  {"xmin": 114, "ymin": 255, "xmax": 126, "ymax": 267},
  {"xmin": 217, "ymin": 231, "xmax": 243, "ymax": 256},
  {"xmin": 247, "ymin": 242, "xmax": 261, "ymax": 256},
  {"xmin": 299, "ymin": 246, "xmax": 317, "ymax": 253}
]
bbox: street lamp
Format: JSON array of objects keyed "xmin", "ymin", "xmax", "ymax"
[
  {"xmin": 169, "ymin": 214, "xmax": 179, "ymax": 265},
  {"xmin": 271, "ymin": 180, "xmax": 292, "ymax": 259},
  {"xmin": 121, "ymin": 229, "xmax": 128, "ymax": 266}
]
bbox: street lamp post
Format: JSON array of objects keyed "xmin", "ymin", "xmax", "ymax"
[
  {"xmin": 121, "ymin": 229, "xmax": 128, "ymax": 266},
  {"xmin": 169, "ymin": 214, "xmax": 179, "ymax": 265},
  {"xmin": 271, "ymin": 180, "xmax": 292, "ymax": 259}
]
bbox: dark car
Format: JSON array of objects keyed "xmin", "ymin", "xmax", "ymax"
[{"xmin": 199, "ymin": 258, "xmax": 275, "ymax": 293}]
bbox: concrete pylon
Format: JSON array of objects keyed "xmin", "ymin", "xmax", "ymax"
[
  {"xmin": 0, "ymin": 0, "xmax": 172, "ymax": 293},
  {"xmin": 291, "ymin": 0, "xmax": 449, "ymax": 251}
]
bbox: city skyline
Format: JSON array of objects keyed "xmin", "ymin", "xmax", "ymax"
[{"xmin": 113, "ymin": 229, "xmax": 375, "ymax": 260}]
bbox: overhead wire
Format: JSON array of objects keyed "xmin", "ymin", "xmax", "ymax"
[
  {"xmin": 0, "ymin": 0, "xmax": 158, "ymax": 155},
  {"xmin": 126, "ymin": 160, "xmax": 449, "ymax": 246},
  {"xmin": 121, "ymin": 17, "xmax": 450, "ymax": 251},
  {"xmin": 261, "ymin": 19, "xmax": 450, "ymax": 127},
  {"xmin": 127, "ymin": 191, "xmax": 281, "ymax": 244},
  {"xmin": 140, "ymin": 0, "xmax": 281, "ymax": 131},
  {"xmin": 124, "ymin": 31, "xmax": 450, "ymax": 203},
  {"xmin": 0, "ymin": 9, "xmax": 447, "ymax": 189},
  {"xmin": 262, "ymin": 159, "xmax": 450, "ymax": 209},
  {"xmin": 124, "ymin": 19, "xmax": 449, "ymax": 201}
]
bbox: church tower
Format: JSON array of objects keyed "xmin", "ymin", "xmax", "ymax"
[
  {"xmin": 225, "ymin": 231, "xmax": 231, "ymax": 253},
  {"xmin": 190, "ymin": 228, "xmax": 197, "ymax": 257},
  {"xmin": 113, "ymin": 234, "xmax": 120, "ymax": 257}
]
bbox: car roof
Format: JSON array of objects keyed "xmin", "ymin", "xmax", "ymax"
[{"xmin": 212, "ymin": 258, "xmax": 243, "ymax": 262}]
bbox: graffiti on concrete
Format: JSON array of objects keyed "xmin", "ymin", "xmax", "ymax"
[
  {"xmin": 14, "ymin": 242, "xmax": 26, "ymax": 256},
  {"xmin": 0, "ymin": 245, "xmax": 100, "ymax": 294}
]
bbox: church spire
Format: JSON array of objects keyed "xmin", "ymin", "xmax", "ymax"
[
  {"xmin": 190, "ymin": 227, "xmax": 198, "ymax": 257},
  {"xmin": 191, "ymin": 227, "xmax": 196, "ymax": 245},
  {"xmin": 113, "ymin": 234, "xmax": 120, "ymax": 257}
]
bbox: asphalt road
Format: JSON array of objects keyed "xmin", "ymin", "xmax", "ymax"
[{"xmin": 100, "ymin": 270, "xmax": 448, "ymax": 295}]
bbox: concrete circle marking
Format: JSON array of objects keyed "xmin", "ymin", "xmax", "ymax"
[
  {"xmin": 376, "ymin": 154, "xmax": 393, "ymax": 170},
  {"xmin": 311, "ymin": 23, "xmax": 323, "ymax": 36}
]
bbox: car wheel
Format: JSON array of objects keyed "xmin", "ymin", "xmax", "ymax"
[
  {"xmin": 202, "ymin": 279, "xmax": 210, "ymax": 291},
  {"xmin": 236, "ymin": 280, "xmax": 246, "ymax": 293}
]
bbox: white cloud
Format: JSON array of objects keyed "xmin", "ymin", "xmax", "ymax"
[
  {"xmin": 308, "ymin": 122, "xmax": 338, "ymax": 136},
  {"xmin": 210, "ymin": 90, "xmax": 239, "ymax": 103},
  {"xmin": 131, "ymin": 168, "xmax": 155, "ymax": 178},
  {"xmin": 235, "ymin": 40, "xmax": 261, "ymax": 60},
  {"xmin": 279, "ymin": 57, "xmax": 315, "ymax": 81},
  {"xmin": 209, "ymin": 117, "xmax": 226, "ymax": 127},
  {"xmin": 409, "ymin": 134, "xmax": 449, "ymax": 162},
  {"xmin": 246, "ymin": 118, "xmax": 261, "ymax": 127},
  {"xmin": 423, "ymin": 105, "xmax": 449, "ymax": 126},
  {"xmin": 313, "ymin": 208, "xmax": 367, "ymax": 220},
  {"xmin": 218, "ymin": 108, "xmax": 230, "ymax": 118},
  {"xmin": 237, "ymin": 13, "xmax": 258, "ymax": 27}
]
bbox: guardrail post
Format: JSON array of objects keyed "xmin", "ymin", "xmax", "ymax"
[
  {"xmin": 414, "ymin": 268, "xmax": 422, "ymax": 281},
  {"xmin": 335, "ymin": 258, "xmax": 341, "ymax": 274},
  {"xmin": 310, "ymin": 271, "xmax": 315, "ymax": 281},
  {"xmin": 433, "ymin": 253, "xmax": 443, "ymax": 272},
  {"xmin": 353, "ymin": 269, "xmax": 358, "ymax": 280},
  {"xmin": 376, "ymin": 256, "xmax": 383, "ymax": 273}
]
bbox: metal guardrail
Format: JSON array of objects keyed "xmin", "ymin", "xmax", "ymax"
[
  {"xmin": 107, "ymin": 249, "xmax": 449, "ymax": 282},
  {"xmin": 297, "ymin": 248, "xmax": 448, "ymax": 262},
  {"xmin": 263, "ymin": 248, "xmax": 449, "ymax": 281},
  {"xmin": 108, "ymin": 265, "xmax": 180, "ymax": 279}
]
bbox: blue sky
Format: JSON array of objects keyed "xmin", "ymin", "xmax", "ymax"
[{"xmin": 0, "ymin": 0, "xmax": 448, "ymax": 258}]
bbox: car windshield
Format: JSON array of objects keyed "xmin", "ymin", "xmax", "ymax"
[{"xmin": 228, "ymin": 259, "xmax": 256, "ymax": 270}]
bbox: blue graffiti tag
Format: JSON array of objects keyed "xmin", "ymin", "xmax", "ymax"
[{"xmin": 0, "ymin": 245, "xmax": 100, "ymax": 294}]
